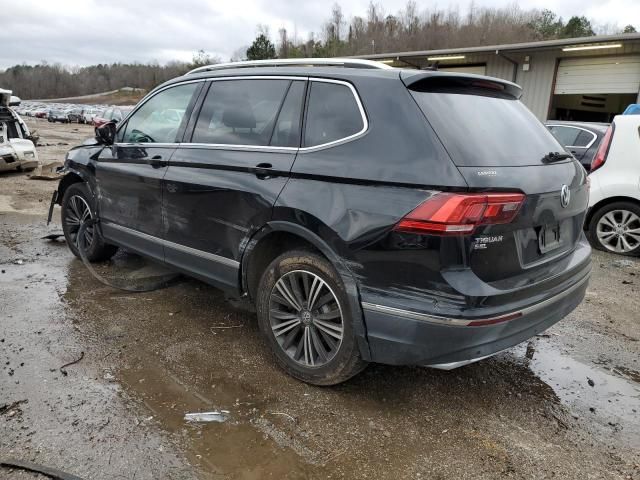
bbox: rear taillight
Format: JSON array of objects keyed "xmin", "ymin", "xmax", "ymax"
[
  {"xmin": 394, "ymin": 192, "xmax": 525, "ymax": 236},
  {"xmin": 591, "ymin": 124, "xmax": 614, "ymax": 172}
]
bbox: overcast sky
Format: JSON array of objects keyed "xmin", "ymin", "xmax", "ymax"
[{"xmin": 1, "ymin": 0, "xmax": 638, "ymax": 69}]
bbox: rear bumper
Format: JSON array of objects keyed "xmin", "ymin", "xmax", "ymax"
[{"xmin": 362, "ymin": 269, "xmax": 589, "ymax": 367}]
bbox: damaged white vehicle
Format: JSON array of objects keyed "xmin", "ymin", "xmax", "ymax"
[{"xmin": 0, "ymin": 88, "xmax": 39, "ymax": 172}]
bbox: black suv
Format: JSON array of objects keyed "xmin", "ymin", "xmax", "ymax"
[{"xmin": 52, "ymin": 59, "xmax": 591, "ymax": 385}]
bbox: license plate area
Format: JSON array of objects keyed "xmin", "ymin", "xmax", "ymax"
[{"xmin": 538, "ymin": 223, "xmax": 562, "ymax": 254}]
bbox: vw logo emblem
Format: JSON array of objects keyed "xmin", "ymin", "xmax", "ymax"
[{"xmin": 560, "ymin": 185, "xmax": 570, "ymax": 208}]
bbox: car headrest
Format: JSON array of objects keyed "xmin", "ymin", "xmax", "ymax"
[{"xmin": 222, "ymin": 100, "xmax": 256, "ymax": 129}]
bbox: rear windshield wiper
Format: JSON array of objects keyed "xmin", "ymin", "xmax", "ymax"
[{"xmin": 542, "ymin": 152, "xmax": 573, "ymax": 163}]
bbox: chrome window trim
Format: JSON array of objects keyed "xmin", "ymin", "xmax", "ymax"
[
  {"xmin": 103, "ymin": 222, "xmax": 240, "ymax": 269},
  {"xmin": 112, "ymin": 142, "xmax": 179, "ymax": 148},
  {"xmin": 361, "ymin": 272, "xmax": 589, "ymax": 327},
  {"xmin": 546, "ymin": 124, "xmax": 598, "ymax": 149},
  {"xmin": 117, "ymin": 75, "xmax": 369, "ymax": 154},
  {"xmin": 179, "ymin": 143, "xmax": 298, "ymax": 153}
]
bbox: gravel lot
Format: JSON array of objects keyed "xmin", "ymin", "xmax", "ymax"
[{"xmin": 1, "ymin": 119, "xmax": 639, "ymax": 479}]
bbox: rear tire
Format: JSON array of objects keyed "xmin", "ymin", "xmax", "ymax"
[
  {"xmin": 61, "ymin": 182, "xmax": 118, "ymax": 262},
  {"xmin": 588, "ymin": 201, "xmax": 640, "ymax": 256},
  {"xmin": 256, "ymin": 250, "xmax": 366, "ymax": 385}
]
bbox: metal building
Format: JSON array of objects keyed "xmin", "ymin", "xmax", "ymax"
[{"xmin": 356, "ymin": 33, "xmax": 640, "ymax": 122}]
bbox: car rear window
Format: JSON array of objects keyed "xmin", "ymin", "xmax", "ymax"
[{"xmin": 410, "ymin": 91, "xmax": 563, "ymax": 167}]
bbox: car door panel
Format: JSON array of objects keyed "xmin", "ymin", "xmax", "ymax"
[
  {"xmin": 162, "ymin": 78, "xmax": 305, "ymax": 291},
  {"xmin": 94, "ymin": 81, "xmax": 202, "ymax": 261},
  {"xmin": 163, "ymin": 147, "xmax": 294, "ymax": 290},
  {"xmin": 97, "ymin": 145, "xmax": 174, "ymax": 261}
]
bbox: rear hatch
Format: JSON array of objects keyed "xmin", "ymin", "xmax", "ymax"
[{"xmin": 404, "ymin": 73, "xmax": 589, "ymax": 290}]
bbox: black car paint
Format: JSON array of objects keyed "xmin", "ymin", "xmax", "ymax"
[{"xmin": 56, "ymin": 67, "xmax": 590, "ymax": 367}]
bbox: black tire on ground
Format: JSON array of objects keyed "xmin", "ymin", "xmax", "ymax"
[
  {"xmin": 61, "ymin": 182, "xmax": 118, "ymax": 262},
  {"xmin": 587, "ymin": 201, "xmax": 640, "ymax": 256},
  {"xmin": 256, "ymin": 249, "xmax": 367, "ymax": 385}
]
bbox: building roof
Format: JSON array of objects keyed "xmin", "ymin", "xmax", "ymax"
[{"xmin": 354, "ymin": 33, "xmax": 640, "ymax": 60}]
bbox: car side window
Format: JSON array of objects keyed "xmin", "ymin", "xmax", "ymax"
[
  {"xmin": 120, "ymin": 83, "xmax": 198, "ymax": 144},
  {"xmin": 549, "ymin": 126, "xmax": 580, "ymax": 147},
  {"xmin": 574, "ymin": 129, "xmax": 595, "ymax": 147},
  {"xmin": 192, "ymin": 79, "xmax": 291, "ymax": 146},
  {"xmin": 303, "ymin": 81, "xmax": 364, "ymax": 148}
]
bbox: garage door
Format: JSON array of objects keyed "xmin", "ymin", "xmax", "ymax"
[
  {"xmin": 555, "ymin": 55, "xmax": 640, "ymax": 94},
  {"xmin": 438, "ymin": 65, "xmax": 487, "ymax": 75}
]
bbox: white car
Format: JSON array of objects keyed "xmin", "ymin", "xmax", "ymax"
[
  {"xmin": 586, "ymin": 114, "xmax": 640, "ymax": 255},
  {"xmin": 81, "ymin": 108, "xmax": 101, "ymax": 124},
  {"xmin": 0, "ymin": 89, "xmax": 39, "ymax": 173}
]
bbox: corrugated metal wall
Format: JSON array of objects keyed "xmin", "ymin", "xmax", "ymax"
[
  {"xmin": 465, "ymin": 42, "xmax": 640, "ymax": 120},
  {"xmin": 459, "ymin": 52, "xmax": 556, "ymax": 120},
  {"xmin": 510, "ymin": 43, "xmax": 640, "ymax": 120},
  {"xmin": 395, "ymin": 41, "xmax": 640, "ymax": 120},
  {"xmin": 513, "ymin": 51, "xmax": 558, "ymax": 120}
]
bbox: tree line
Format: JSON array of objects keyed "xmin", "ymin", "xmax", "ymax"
[
  {"xmin": 0, "ymin": 50, "xmax": 218, "ymax": 100},
  {"xmin": 1, "ymin": 2, "xmax": 637, "ymax": 99},
  {"xmin": 260, "ymin": 3, "xmax": 636, "ymax": 60}
]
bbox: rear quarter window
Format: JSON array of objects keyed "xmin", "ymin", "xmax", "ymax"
[
  {"xmin": 574, "ymin": 129, "xmax": 596, "ymax": 147},
  {"xmin": 303, "ymin": 81, "xmax": 364, "ymax": 148},
  {"xmin": 548, "ymin": 126, "xmax": 580, "ymax": 146}
]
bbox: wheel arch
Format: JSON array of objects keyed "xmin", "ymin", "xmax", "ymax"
[
  {"xmin": 241, "ymin": 221, "xmax": 371, "ymax": 361},
  {"xmin": 586, "ymin": 196, "xmax": 640, "ymax": 228},
  {"xmin": 56, "ymin": 171, "xmax": 87, "ymax": 205}
]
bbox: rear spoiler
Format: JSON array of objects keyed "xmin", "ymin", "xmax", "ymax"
[{"xmin": 400, "ymin": 71, "xmax": 522, "ymax": 100}]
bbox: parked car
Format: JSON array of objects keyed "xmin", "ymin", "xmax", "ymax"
[
  {"xmin": 81, "ymin": 108, "xmax": 100, "ymax": 124},
  {"xmin": 48, "ymin": 109, "xmax": 70, "ymax": 123},
  {"xmin": 67, "ymin": 108, "xmax": 84, "ymax": 123},
  {"xmin": 52, "ymin": 59, "xmax": 590, "ymax": 385},
  {"xmin": 545, "ymin": 121, "xmax": 609, "ymax": 171},
  {"xmin": 586, "ymin": 115, "xmax": 640, "ymax": 256},
  {"xmin": 92, "ymin": 107, "xmax": 127, "ymax": 129},
  {"xmin": 0, "ymin": 89, "xmax": 39, "ymax": 172}
]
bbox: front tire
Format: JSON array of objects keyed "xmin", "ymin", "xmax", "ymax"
[
  {"xmin": 588, "ymin": 201, "xmax": 640, "ymax": 255},
  {"xmin": 256, "ymin": 250, "xmax": 366, "ymax": 385},
  {"xmin": 61, "ymin": 182, "xmax": 118, "ymax": 262}
]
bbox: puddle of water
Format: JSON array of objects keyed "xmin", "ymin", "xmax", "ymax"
[
  {"xmin": 118, "ymin": 365, "xmax": 322, "ymax": 479},
  {"xmin": 519, "ymin": 340, "xmax": 640, "ymax": 447}
]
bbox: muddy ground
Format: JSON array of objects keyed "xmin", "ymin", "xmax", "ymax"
[{"xmin": 1, "ymin": 119, "xmax": 639, "ymax": 479}]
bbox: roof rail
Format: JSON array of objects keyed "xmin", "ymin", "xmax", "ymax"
[{"xmin": 186, "ymin": 58, "xmax": 392, "ymax": 75}]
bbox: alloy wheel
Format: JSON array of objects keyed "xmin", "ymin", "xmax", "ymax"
[
  {"xmin": 65, "ymin": 195, "xmax": 94, "ymax": 251},
  {"xmin": 269, "ymin": 270, "xmax": 344, "ymax": 368},
  {"xmin": 596, "ymin": 209, "xmax": 640, "ymax": 253}
]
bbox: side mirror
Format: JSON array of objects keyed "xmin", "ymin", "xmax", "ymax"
[{"xmin": 96, "ymin": 122, "xmax": 116, "ymax": 145}]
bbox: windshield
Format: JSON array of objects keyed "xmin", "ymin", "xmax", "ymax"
[{"xmin": 410, "ymin": 91, "xmax": 565, "ymax": 167}]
